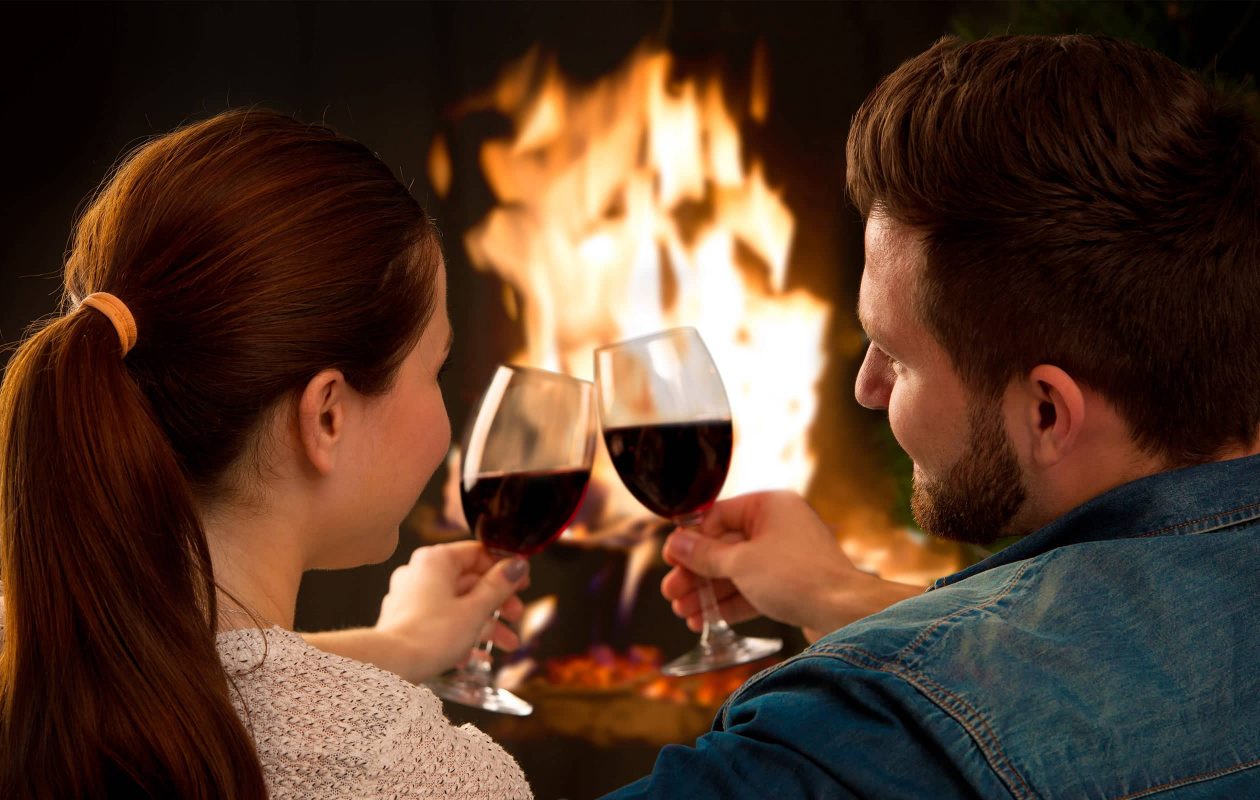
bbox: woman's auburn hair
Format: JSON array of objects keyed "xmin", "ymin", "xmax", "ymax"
[
  {"xmin": 0, "ymin": 109, "xmax": 440, "ymax": 798},
  {"xmin": 847, "ymin": 34, "xmax": 1260, "ymax": 465}
]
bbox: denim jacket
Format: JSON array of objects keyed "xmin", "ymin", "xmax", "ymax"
[{"xmin": 605, "ymin": 454, "xmax": 1260, "ymax": 798}]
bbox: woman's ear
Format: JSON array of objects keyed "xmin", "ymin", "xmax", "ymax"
[
  {"xmin": 1015, "ymin": 365, "xmax": 1086, "ymax": 469},
  {"xmin": 296, "ymin": 369, "xmax": 349, "ymax": 475}
]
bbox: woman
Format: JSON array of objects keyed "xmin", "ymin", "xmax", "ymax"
[{"xmin": 0, "ymin": 110, "xmax": 533, "ymax": 798}]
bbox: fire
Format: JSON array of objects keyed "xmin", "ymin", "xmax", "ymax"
[
  {"xmin": 422, "ymin": 45, "xmax": 977, "ymax": 748},
  {"xmin": 518, "ymin": 594, "xmax": 559, "ymax": 643},
  {"xmin": 424, "ymin": 42, "xmax": 975, "ymax": 627},
  {"xmin": 540, "ymin": 644, "xmax": 768, "ymax": 708},
  {"xmin": 431, "ymin": 44, "xmax": 829, "ymax": 525},
  {"xmin": 544, "ymin": 645, "xmax": 661, "ymax": 689},
  {"xmin": 493, "ymin": 594, "xmax": 557, "ymax": 692}
]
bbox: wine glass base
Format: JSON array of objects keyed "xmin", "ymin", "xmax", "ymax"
[
  {"xmin": 661, "ymin": 634, "xmax": 783, "ymax": 677},
  {"xmin": 427, "ymin": 674, "xmax": 534, "ymax": 716}
]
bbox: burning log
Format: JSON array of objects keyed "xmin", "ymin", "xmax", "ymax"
[{"xmin": 493, "ymin": 645, "xmax": 776, "ymax": 747}]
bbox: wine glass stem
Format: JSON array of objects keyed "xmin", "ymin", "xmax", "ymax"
[
  {"xmin": 677, "ymin": 512, "xmax": 736, "ymax": 651},
  {"xmin": 696, "ymin": 577, "xmax": 736, "ymax": 649},
  {"xmin": 457, "ymin": 610, "xmax": 501, "ymax": 689}
]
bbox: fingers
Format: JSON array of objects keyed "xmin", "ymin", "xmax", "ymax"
[
  {"xmin": 662, "ymin": 565, "xmax": 760, "ymax": 628},
  {"xmin": 661, "ymin": 529, "xmax": 740, "ymax": 579},
  {"xmin": 395, "ymin": 542, "xmax": 497, "ymax": 596},
  {"xmin": 696, "ymin": 492, "xmax": 768, "ymax": 537},
  {"xmin": 453, "ymin": 572, "xmax": 479, "ymax": 595},
  {"xmin": 463, "ymin": 557, "xmax": 530, "ymax": 618},
  {"xmin": 411, "ymin": 540, "xmax": 493, "ymax": 572},
  {"xmin": 697, "ymin": 490, "xmax": 806, "ymax": 538},
  {"xmin": 681, "ymin": 596, "xmax": 761, "ymax": 632},
  {"xmin": 661, "ymin": 565, "xmax": 735, "ymax": 603},
  {"xmin": 495, "ymin": 556, "xmax": 530, "ymax": 588},
  {"xmin": 665, "ymin": 575, "xmax": 740, "ymax": 616},
  {"xmin": 479, "ymin": 617, "xmax": 522, "ymax": 652},
  {"xmin": 666, "ymin": 579, "xmax": 757, "ymax": 624},
  {"xmin": 388, "ymin": 565, "xmax": 409, "ymax": 593},
  {"xmin": 660, "ymin": 564, "xmax": 689, "ymax": 600},
  {"xmin": 498, "ymin": 593, "xmax": 525, "ymax": 624}
]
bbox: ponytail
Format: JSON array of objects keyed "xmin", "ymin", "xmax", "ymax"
[
  {"xmin": 1, "ymin": 107, "xmax": 437, "ymax": 798},
  {"xmin": 0, "ymin": 306, "xmax": 267, "ymax": 797}
]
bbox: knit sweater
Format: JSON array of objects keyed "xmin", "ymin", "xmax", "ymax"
[
  {"xmin": 0, "ymin": 601, "xmax": 532, "ymax": 799},
  {"xmin": 217, "ymin": 626, "xmax": 533, "ymax": 799}
]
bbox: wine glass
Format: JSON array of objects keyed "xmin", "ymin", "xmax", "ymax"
[
  {"xmin": 427, "ymin": 365, "xmax": 596, "ymax": 715},
  {"xmin": 595, "ymin": 327, "xmax": 781, "ymax": 676}
]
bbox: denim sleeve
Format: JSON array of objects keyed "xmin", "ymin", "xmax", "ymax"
[{"xmin": 600, "ymin": 654, "xmax": 1013, "ymax": 799}]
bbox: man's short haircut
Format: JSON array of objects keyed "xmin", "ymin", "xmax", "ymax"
[{"xmin": 847, "ymin": 34, "xmax": 1260, "ymax": 465}]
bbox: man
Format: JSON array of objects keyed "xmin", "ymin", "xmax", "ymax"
[{"xmin": 606, "ymin": 34, "xmax": 1260, "ymax": 798}]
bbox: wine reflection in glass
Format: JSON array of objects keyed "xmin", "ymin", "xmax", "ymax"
[
  {"xmin": 427, "ymin": 365, "xmax": 596, "ymax": 715},
  {"xmin": 595, "ymin": 327, "xmax": 782, "ymax": 676}
]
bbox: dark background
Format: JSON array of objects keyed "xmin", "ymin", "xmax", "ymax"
[
  {"xmin": 0, "ymin": 0, "xmax": 973, "ymax": 627},
  {"xmin": 3, "ymin": 2, "xmax": 1257, "ymax": 797}
]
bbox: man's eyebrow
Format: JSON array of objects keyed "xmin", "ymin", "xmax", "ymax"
[
  {"xmin": 856, "ymin": 300, "xmax": 901, "ymax": 357},
  {"xmin": 856, "ymin": 297, "xmax": 878, "ymax": 341}
]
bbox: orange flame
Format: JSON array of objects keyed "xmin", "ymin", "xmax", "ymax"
[
  {"xmin": 427, "ymin": 42, "xmax": 975, "ymax": 607},
  {"xmin": 441, "ymin": 44, "xmax": 829, "ymax": 527}
]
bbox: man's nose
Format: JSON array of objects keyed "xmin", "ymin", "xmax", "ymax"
[{"xmin": 854, "ymin": 346, "xmax": 891, "ymax": 410}]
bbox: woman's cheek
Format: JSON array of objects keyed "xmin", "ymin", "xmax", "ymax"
[
  {"xmin": 436, "ymin": 402, "xmax": 452, "ymax": 459},
  {"xmin": 421, "ymin": 391, "xmax": 452, "ymax": 482}
]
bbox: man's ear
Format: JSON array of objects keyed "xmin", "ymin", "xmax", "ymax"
[
  {"xmin": 296, "ymin": 369, "xmax": 350, "ymax": 475},
  {"xmin": 1014, "ymin": 365, "xmax": 1086, "ymax": 469}
]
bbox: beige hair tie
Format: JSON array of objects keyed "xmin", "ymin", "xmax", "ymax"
[{"xmin": 80, "ymin": 292, "xmax": 138, "ymax": 357}]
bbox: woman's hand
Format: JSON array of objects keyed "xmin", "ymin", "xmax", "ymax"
[
  {"xmin": 373, "ymin": 542, "xmax": 530, "ymax": 682},
  {"xmin": 660, "ymin": 491, "xmax": 924, "ymax": 640},
  {"xmin": 304, "ymin": 542, "xmax": 528, "ymax": 684}
]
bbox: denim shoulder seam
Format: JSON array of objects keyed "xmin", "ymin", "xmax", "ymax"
[
  {"xmin": 1132, "ymin": 501, "xmax": 1260, "ymax": 540},
  {"xmin": 721, "ymin": 560, "xmax": 1032, "ymax": 733},
  {"xmin": 721, "ymin": 657, "xmax": 799, "ymax": 723},
  {"xmin": 720, "ymin": 642, "xmax": 1260, "ymax": 800},
  {"xmin": 1113, "ymin": 756, "xmax": 1260, "ymax": 799},
  {"xmin": 897, "ymin": 560, "xmax": 1032, "ymax": 664},
  {"xmin": 825, "ymin": 644, "xmax": 1035, "ymax": 800}
]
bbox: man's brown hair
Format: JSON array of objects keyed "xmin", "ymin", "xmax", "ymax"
[{"xmin": 848, "ymin": 34, "xmax": 1260, "ymax": 465}]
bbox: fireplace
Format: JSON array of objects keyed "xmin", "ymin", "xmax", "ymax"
[
  {"xmin": 290, "ymin": 4, "xmax": 975, "ymax": 796},
  {"xmin": 409, "ymin": 15, "xmax": 972, "ymax": 797}
]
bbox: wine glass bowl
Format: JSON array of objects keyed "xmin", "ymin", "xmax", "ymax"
[
  {"xmin": 603, "ymin": 419, "xmax": 733, "ymax": 524},
  {"xmin": 595, "ymin": 328, "xmax": 781, "ymax": 676},
  {"xmin": 428, "ymin": 365, "xmax": 596, "ymax": 715},
  {"xmin": 462, "ymin": 469, "xmax": 590, "ymax": 558}
]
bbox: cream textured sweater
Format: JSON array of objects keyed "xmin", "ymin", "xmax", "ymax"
[
  {"xmin": 0, "ymin": 601, "xmax": 532, "ymax": 799},
  {"xmin": 218, "ymin": 626, "xmax": 533, "ymax": 799}
]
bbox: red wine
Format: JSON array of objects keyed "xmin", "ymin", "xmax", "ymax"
[
  {"xmin": 461, "ymin": 469, "xmax": 590, "ymax": 556},
  {"xmin": 603, "ymin": 420, "xmax": 733, "ymax": 520}
]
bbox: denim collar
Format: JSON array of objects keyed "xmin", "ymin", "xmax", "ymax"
[{"xmin": 930, "ymin": 452, "xmax": 1260, "ymax": 590}]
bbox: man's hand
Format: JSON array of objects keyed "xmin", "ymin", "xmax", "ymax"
[
  {"xmin": 660, "ymin": 491, "xmax": 924, "ymax": 640},
  {"xmin": 305, "ymin": 541, "xmax": 528, "ymax": 684}
]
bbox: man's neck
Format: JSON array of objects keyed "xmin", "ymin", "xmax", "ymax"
[{"xmin": 1022, "ymin": 434, "xmax": 1260, "ymax": 538}]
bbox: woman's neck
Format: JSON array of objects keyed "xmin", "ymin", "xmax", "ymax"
[{"xmin": 201, "ymin": 500, "xmax": 307, "ymax": 632}]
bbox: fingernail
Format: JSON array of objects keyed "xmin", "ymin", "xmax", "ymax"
[
  {"xmin": 504, "ymin": 557, "xmax": 528, "ymax": 582},
  {"xmin": 669, "ymin": 531, "xmax": 695, "ymax": 558}
]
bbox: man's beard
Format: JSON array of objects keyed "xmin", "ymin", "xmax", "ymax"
[{"xmin": 910, "ymin": 401, "xmax": 1028, "ymax": 546}]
